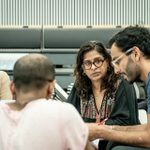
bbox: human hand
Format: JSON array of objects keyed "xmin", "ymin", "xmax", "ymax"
[{"xmin": 87, "ymin": 123, "xmax": 111, "ymax": 141}]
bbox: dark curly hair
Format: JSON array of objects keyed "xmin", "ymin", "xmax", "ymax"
[
  {"xmin": 74, "ymin": 41, "xmax": 119, "ymax": 100},
  {"xmin": 109, "ymin": 26, "xmax": 150, "ymax": 59}
]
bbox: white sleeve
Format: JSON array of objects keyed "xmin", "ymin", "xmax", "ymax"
[{"xmin": 62, "ymin": 103, "xmax": 88, "ymax": 150}]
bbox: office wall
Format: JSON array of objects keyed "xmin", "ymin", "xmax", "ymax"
[{"xmin": 0, "ymin": 0, "xmax": 149, "ymax": 26}]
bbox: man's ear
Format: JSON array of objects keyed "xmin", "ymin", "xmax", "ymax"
[
  {"xmin": 10, "ymin": 81, "xmax": 15, "ymax": 94},
  {"xmin": 49, "ymin": 80, "xmax": 56, "ymax": 93},
  {"xmin": 10, "ymin": 81, "xmax": 16, "ymax": 99},
  {"xmin": 47, "ymin": 80, "xmax": 56, "ymax": 99},
  {"xmin": 133, "ymin": 46, "xmax": 143, "ymax": 61}
]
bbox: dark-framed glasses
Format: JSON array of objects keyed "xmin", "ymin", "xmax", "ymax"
[
  {"xmin": 112, "ymin": 48, "xmax": 133, "ymax": 66},
  {"xmin": 82, "ymin": 57, "xmax": 105, "ymax": 70}
]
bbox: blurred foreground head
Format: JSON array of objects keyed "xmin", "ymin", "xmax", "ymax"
[{"xmin": 13, "ymin": 54, "xmax": 55, "ymax": 92}]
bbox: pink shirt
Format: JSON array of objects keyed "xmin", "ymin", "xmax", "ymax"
[{"xmin": 0, "ymin": 99, "xmax": 88, "ymax": 150}]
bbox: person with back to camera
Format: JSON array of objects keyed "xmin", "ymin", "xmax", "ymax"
[
  {"xmin": 87, "ymin": 26, "xmax": 150, "ymax": 150},
  {"xmin": 0, "ymin": 71, "xmax": 12, "ymax": 100},
  {"xmin": 67, "ymin": 41, "xmax": 140, "ymax": 150},
  {"xmin": 0, "ymin": 54, "xmax": 94, "ymax": 150}
]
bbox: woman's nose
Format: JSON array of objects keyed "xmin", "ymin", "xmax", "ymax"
[{"xmin": 90, "ymin": 63, "xmax": 97, "ymax": 70}]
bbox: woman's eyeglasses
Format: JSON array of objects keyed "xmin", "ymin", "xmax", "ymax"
[{"xmin": 82, "ymin": 57, "xmax": 105, "ymax": 70}]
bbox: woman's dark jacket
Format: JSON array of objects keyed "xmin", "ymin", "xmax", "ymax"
[{"xmin": 67, "ymin": 79, "xmax": 140, "ymax": 150}]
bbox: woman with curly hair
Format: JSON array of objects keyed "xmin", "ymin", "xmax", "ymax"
[{"xmin": 67, "ymin": 41, "xmax": 139, "ymax": 150}]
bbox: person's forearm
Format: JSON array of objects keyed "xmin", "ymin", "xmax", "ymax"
[
  {"xmin": 87, "ymin": 123, "xmax": 146, "ymax": 140},
  {"xmin": 111, "ymin": 124, "xmax": 147, "ymax": 131},
  {"xmin": 88, "ymin": 123, "xmax": 150, "ymax": 147},
  {"xmin": 104, "ymin": 128, "xmax": 150, "ymax": 147},
  {"xmin": 97, "ymin": 124, "xmax": 150, "ymax": 148}
]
